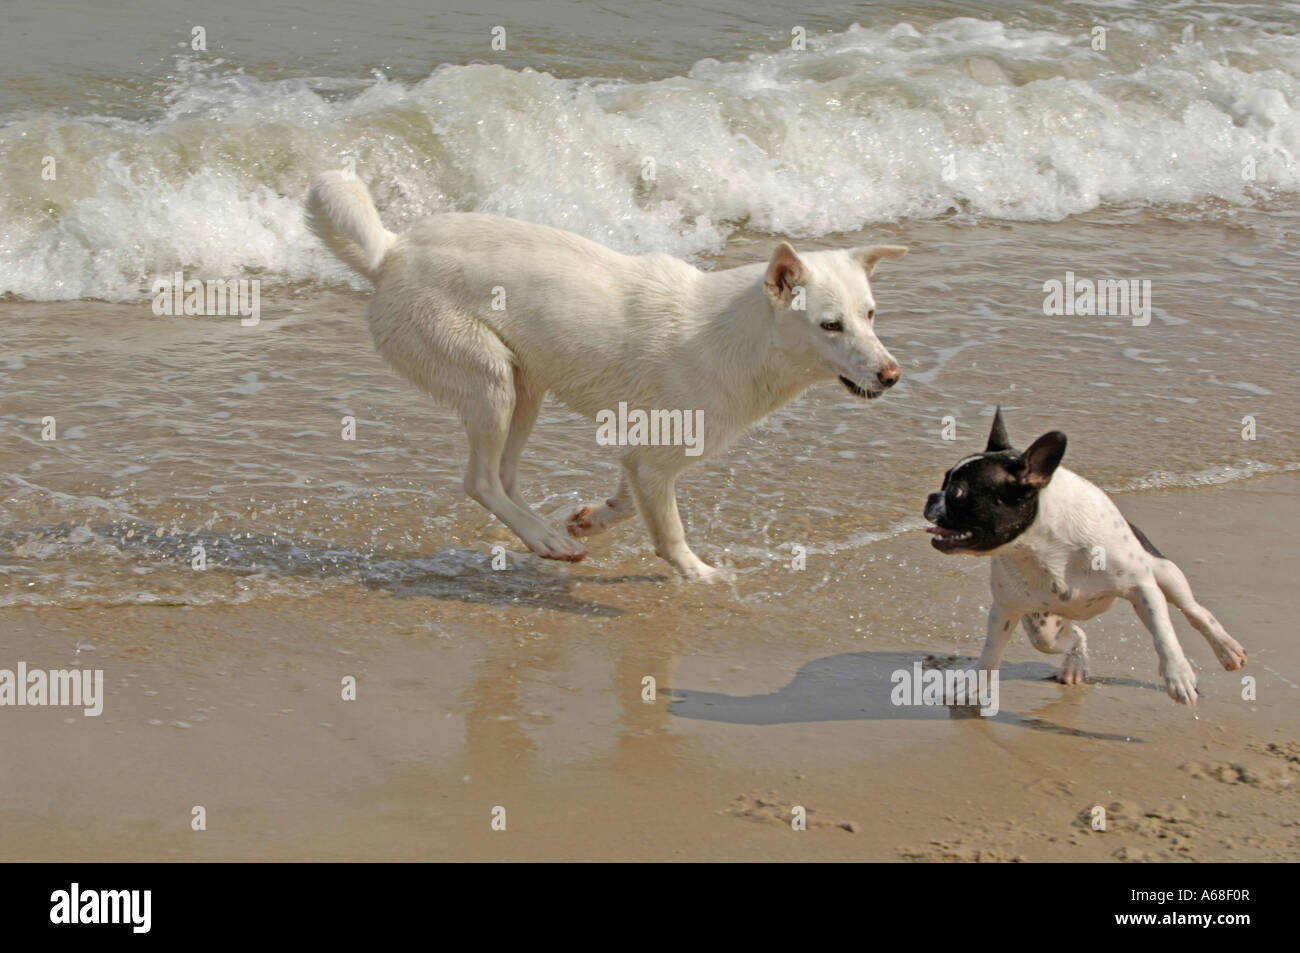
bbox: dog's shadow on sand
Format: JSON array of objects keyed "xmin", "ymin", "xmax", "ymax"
[
  {"xmin": 668, "ymin": 651, "xmax": 1143, "ymax": 741},
  {"xmin": 40, "ymin": 523, "xmax": 661, "ymax": 617}
]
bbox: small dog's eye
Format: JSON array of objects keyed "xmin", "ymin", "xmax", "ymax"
[
  {"xmin": 867, "ymin": 309, "xmax": 875, "ymax": 321},
  {"xmin": 820, "ymin": 320, "xmax": 844, "ymax": 332},
  {"xmin": 952, "ymin": 485, "xmax": 965, "ymax": 499}
]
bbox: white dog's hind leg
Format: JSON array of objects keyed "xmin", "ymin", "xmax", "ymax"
[
  {"xmin": 457, "ymin": 358, "xmax": 586, "ymax": 563},
  {"xmin": 1022, "ymin": 612, "xmax": 1090, "ymax": 684},
  {"xmin": 498, "ymin": 367, "xmax": 543, "ymax": 510},
  {"xmin": 568, "ymin": 471, "xmax": 636, "ymax": 538},
  {"xmin": 625, "ymin": 457, "xmax": 716, "ymax": 581},
  {"xmin": 1151, "ymin": 558, "xmax": 1246, "ymax": 670}
]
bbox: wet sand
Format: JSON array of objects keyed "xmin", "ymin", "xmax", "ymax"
[{"xmin": 2, "ymin": 473, "xmax": 1295, "ymax": 861}]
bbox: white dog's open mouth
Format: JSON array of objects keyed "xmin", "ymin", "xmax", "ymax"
[{"xmin": 839, "ymin": 376, "xmax": 879, "ymax": 399}]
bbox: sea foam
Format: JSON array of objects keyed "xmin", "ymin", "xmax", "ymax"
[{"xmin": 1, "ymin": 18, "xmax": 1297, "ymax": 301}]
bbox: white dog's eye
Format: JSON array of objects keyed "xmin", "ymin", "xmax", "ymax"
[
  {"xmin": 867, "ymin": 309, "xmax": 875, "ymax": 321},
  {"xmin": 820, "ymin": 320, "xmax": 844, "ymax": 332}
]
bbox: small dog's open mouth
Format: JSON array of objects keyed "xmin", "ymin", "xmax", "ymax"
[
  {"xmin": 839, "ymin": 376, "xmax": 877, "ymax": 399},
  {"xmin": 926, "ymin": 524, "xmax": 973, "ymax": 550}
]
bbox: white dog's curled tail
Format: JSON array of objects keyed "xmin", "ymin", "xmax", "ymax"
[{"xmin": 305, "ymin": 170, "xmax": 397, "ymax": 282}]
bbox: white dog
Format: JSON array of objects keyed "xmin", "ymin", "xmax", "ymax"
[{"xmin": 307, "ymin": 171, "xmax": 907, "ymax": 579}]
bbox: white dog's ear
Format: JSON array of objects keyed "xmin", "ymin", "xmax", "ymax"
[
  {"xmin": 854, "ymin": 244, "xmax": 908, "ymax": 275},
  {"xmin": 764, "ymin": 242, "xmax": 807, "ymax": 306}
]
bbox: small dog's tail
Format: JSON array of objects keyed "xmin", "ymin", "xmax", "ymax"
[{"xmin": 305, "ymin": 171, "xmax": 398, "ymax": 283}]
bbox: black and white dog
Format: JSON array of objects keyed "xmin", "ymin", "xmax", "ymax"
[{"xmin": 924, "ymin": 409, "xmax": 1247, "ymax": 705}]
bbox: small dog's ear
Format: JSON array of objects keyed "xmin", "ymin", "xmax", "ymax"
[
  {"xmin": 986, "ymin": 406, "xmax": 1011, "ymax": 452},
  {"xmin": 1017, "ymin": 431, "xmax": 1067, "ymax": 488},
  {"xmin": 764, "ymin": 242, "xmax": 806, "ymax": 306},
  {"xmin": 854, "ymin": 244, "xmax": 908, "ymax": 276}
]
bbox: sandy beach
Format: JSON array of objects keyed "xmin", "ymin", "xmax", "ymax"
[{"xmin": 2, "ymin": 471, "xmax": 1294, "ymax": 862}]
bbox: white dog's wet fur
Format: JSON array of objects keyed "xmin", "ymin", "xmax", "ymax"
[
  {"xmin": 307, "ymin": 170, "xmax": 906, "ymax": 580},
  {"xmin": 924, "ymin": 409, "xmax": 1247, "ymax": 705}
]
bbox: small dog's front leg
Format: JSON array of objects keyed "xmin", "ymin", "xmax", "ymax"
[
  {"xmin": 1129, "ymin": 582, "xmax": 1198, "ymax": 705},
  {"xmin": 1023, "ymin": 612, "xmax": 1090, "ymax": 684},
  {"xmin": 976, "ymin": 603, "xmax": 1016, "ymax": 674}
]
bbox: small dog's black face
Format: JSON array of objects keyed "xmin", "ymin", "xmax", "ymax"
[{"xmin": 924, "ymin": 408, "xmax": 1067, "ymax": 554}]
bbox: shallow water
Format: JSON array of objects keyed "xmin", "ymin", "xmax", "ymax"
[
  {"xmin": 1, "ymin": 2, "xmax": 1298, "ymax": 616},
  {"xmin": 3, "ymin": 212, "xmax": 1297, "ymax": 612}
]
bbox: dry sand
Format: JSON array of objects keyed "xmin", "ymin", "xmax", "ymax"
[{"xmin": 1, "ymin": 474, "xmax": 1295, "ymax": 862}]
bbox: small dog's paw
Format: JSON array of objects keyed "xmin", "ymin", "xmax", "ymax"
[
  {"xmin": 1161, "ymin": 663, "xmax": 1199, "ymax": 706},
  {"xmin": 1057, "ymin": 652, "xmax": 1090, "ymax": 686}
]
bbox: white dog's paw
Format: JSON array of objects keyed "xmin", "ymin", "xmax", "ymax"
[
  {"xmin": 1212, "ymin": 634, "xmax": 1247, "ymax": 671},
  {"xmin": 699, "ymin": 564, "xmax": 736, "ymax": 584},
  {"xmin": 1161, "ymin": 661, "xmax": 1198, "ymax": 706},
  {"xmin": 675, "ymin": 556, "xmax": 728, "ymax": 583},
  {"xmin": 1057, "ymin": 651, "xmax": 1090, "ymax": 686},
  {"xmin": 528, "ymin": 527, "xmax": 588, "ymax": 562},
  {"xmin": 566, "ymin": 504, "xmax": 604, "ymax": 537},
  {"xmin": 567, "ymin": 499, "xmax": 624, "ymax": 538},
  {"xmin": 567, "ymin": 505, "xmax": 595, "ymax": 536}
]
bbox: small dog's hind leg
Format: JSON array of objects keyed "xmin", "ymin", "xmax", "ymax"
[
  {"xmin": 1129, "ymin": 581, "xmax": 1198, "ymax": 705},
  {"xmin": 1151, "ymin": 558, "xmax": 1246, "ymax": 670},
  {"xmin": 1022, "ymin": 612, "xmax": 1090, "ymax": 684}
]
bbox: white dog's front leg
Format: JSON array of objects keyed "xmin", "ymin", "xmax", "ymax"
[
  {"xmin": 626, "ymin": 461, "xmax": 717, "ymax": 581},
  {"xmin": 976, "ymin": 603, "xmax": 1015, "ymax": 674}
]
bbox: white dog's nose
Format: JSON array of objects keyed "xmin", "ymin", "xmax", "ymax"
[{"xmin": 878, "ymin": 364, "xmax": 901, "ymax": 388}]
